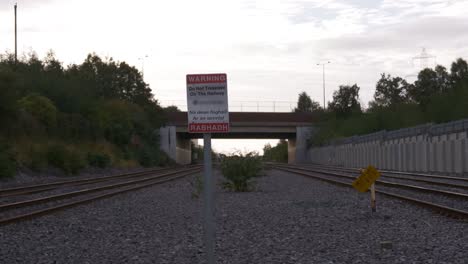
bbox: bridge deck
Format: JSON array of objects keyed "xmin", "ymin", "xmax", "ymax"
[
  {"xmin": 165, "ymin": 112, "xmax": 315, "ymax": 139},
  {"xmin": 165, "ymin": 112, "xmax": 316, "ymax": 126}
]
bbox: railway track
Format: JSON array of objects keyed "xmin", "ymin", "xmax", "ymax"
[
  {"xmin": 303, "ymin": 163, "xmax": 468, "ymax": 184},
  {"xmin": 0, "ymin": 166, "xmax": 201, "ymax": 226},
  {"xmin": 272, "ymin": 164, "xmax": 468, "ymax": 220},
  {"xmin": 0, "ymin": 167, "xmax": 185, "ymax": 198},
  {"xmin": 283, "ymin": 165, "xmax": 468, "ymax": 196}
]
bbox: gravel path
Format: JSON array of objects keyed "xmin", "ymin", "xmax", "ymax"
[{"xmin": 1, "ymin": 169, "xmax": 467, "ymax": 263}]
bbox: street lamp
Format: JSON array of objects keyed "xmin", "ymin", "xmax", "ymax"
[
  {"xmin": 14, "ymin": 3, "xmax": 18, "ymax": 63},
  {"xmin": 317, "ymin": 61, "xmax": 331, "ymax": 109},
  {"xmin": 138, "ymin": 55, "xmax": 149, "ymax": 78}
]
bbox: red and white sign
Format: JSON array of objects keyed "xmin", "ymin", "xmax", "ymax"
[{"xmin": 186, "ymin": 73, "xmax": 229, "ymax": 133}]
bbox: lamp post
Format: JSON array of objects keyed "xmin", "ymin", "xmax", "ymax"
[
  {"xmin": 138, "ymin": 55, "xmax": 148, "ymax": 78},
  {"xmin": 14, "ymin": 3, "xmax": 17, "ymax": 64},
  {"xmin": 317, "ymin": 61, "xmax": 331, "ymax": 109}
]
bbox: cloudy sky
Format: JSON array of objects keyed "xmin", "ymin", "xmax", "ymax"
[{"xmin": 1, "ymin": 0, "xmax": 467, "ymax": 153}]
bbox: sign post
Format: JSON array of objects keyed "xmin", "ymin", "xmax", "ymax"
[
  {"xmin": 370, "ymin": 183, "xmax": 376, "ymax": 212},
  {"xmin": 202, "ymin": 133, "xmax": 214, "ymax": 264},
  {"xmin": 352, "ymin": 166, "xmax": 380, "ymax": 212},
  {"xmin": 186, "ymin": 73, "xmax": 229, "ymax": 264}
]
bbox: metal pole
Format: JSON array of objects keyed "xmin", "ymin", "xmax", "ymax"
[
  {"xmin": 203, "ymin": 133, "xmax": 215, "ymax": 264},
  {"xmin": 139, "ymin": 55, "xmax": 148, "ymax": 78},
  {"xmin": 317, "ymin": 61, "xmax": 330, "ymax": 109},
  {"xmin": 14, "ymin": 3, "xmax": 17, "ymax": 64},
  {"xmin": 370, "ymin": 183, "xmax": 376, "ymax": 212},
  {"xmin": 322, "ymin": 64, "xmax": 325, "ymax": 109}
]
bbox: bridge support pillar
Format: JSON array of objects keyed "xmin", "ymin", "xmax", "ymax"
[
  {"xmin": 289, "ymin": 126, "xmax": 314, "ymax": 164},
  {"xmin": 160, "ymin": 126, "xmax": 192, "ymax": 165}
]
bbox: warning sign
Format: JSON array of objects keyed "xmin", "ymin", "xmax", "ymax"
[
  {"xmin": 352, "ymin": 166, "xmax": 381, "ymax": 192},
  {"xmin": 186, "ymin": 73, "xmax": 229, "ymax": 133}
]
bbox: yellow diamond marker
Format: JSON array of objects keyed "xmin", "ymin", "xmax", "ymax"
[{"xmin": 352, "ymin": 165, "xmax": 380, "ymax": 192}]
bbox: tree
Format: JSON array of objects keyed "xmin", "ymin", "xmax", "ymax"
[
  {"xmin": 408, "ymin": 68, "xmax": 441, "ymax": 108},
  {"xmin": 450, "ymin": 58, "xmax": 468, "ymax": 85},
  {"xmin": 163, "ymin": 105, "xmax": 181, "ymax": 113},
  {"xmin": 373, "ymin": 73, "xmax": 409, "ymax": 107},
  {"xmin": 328, "ymin": 84, "xmax": 361, "ymax": 117},
  {"xmin": 294, "ymin": 92, "xmax": 321, "ymax": 112},
  {"xmin": 435, "ymin": 65, "xmax": 450, "ymax": 92},
  {"xmin": 262, "ymin": 140, "xmax": 288, "ymax": 162},
  {"xmin": 0, "ymin": 67, "xmax": 20, "ymax": 125}
]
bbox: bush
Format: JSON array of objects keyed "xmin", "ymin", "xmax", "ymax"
[
  {"xmin": 47, "ymin": 143, "xmax": 85, "ymax": 174},
  {"xmin": 17, "ymin": 93, "xmax": 57, "ymax": 127},
  {"xmin": 27, "ymin": 144, "xmax": 48, "ymax": 171},
  {"xmin": 137, "ymin": 147, "xmax": 154, "ymax": 167},
  {"xmin": 221, "ymin": 152, "xmax": 263, "ymax": 192},
  {"xmin": 87, "ymin": 151, "xmax": 111, "ymax": 168},
  {"xmin": 0, "ymin": 141, "xmax": 16, "ymax": 178}
]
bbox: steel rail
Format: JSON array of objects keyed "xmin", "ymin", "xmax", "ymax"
[
  {"xmin": 275, "ymin": 164, "xmax": 468, "ymax": 199},
  {"xmin": 295, "ymin": 164, "xmax": 468, "ymax": 190},
  {"xmin": 0, "ymin": 166, "xmax": 199, "ymax": 198},
  {"xmin": 305, "ymin": 163, "xmax": 468, "ymax": 182},
  {"xmin": 0, "ymin": 169, "xmax": 200, "ymax": 226},
  {"xmin": 0, "ymin": 167, "xmax": 200, "ymax": 211}
]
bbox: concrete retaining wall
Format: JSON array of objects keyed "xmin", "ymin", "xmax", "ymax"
[{"xmin": 308, "ymin": 119, "xmax": 468, "ymax": 175}]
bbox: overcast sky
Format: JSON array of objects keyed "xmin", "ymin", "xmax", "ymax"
[{"xmin": 1, "ymin": 0, "xmax": 467, "ymax": 153}]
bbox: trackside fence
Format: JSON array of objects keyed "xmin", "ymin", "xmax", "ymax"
[{"xmin": 308, "ymin": 119, "xmax": 468, "ymax": 176}]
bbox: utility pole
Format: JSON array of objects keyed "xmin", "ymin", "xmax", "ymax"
[
  {"xmin": 14, "ymin": 3, "xmax": 18, "ymax": 63},
  {"xmin": 138, "ymin": 55, "xmax": 148, "ymax": 78},
  {"xmin": 317, "ymin": 61, "xmax": 331, "ymax": 109},
  {"xmin": 412, "ymin": 48, "xmax": 436, "ymax": 70}
]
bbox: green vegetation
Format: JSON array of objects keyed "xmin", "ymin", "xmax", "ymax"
[
  {"xmin": 0, "ymin": 140, "xmax": 16, "ymax": 178},
  {"xmin": 263, "ymin": 140, "xmax": 288, "ymax": 163},
  {"xmin": 221, "ymin": 152, "xmax": 263, "ymax": 192},
  {"xmin": 301, "ymin": 57, "xmax": 468, "ymax": 145},
  {"xmin": 0, "ymin": 51, "xmax": 171, "ymax": 176},
  {"xmin": 294, "ymin": 92, "xmax": 322, "ymax": 113},
  {"xmin": 190, "ymin": 173, "xmax": 203, "ymax": 199}
]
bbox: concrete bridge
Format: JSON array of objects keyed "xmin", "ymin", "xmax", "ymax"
[{"xmin": 160, "ymin": 112, "xmax": 315, "ymax": 164}]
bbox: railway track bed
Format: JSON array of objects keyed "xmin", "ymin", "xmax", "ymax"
[
  {"xmin": 273, "ymin": 164, "xmax": 468, "ymax": 220},
  {"xmin": 0, "ymin": 166, "xmax": 201, "ymax": 226},
  {"xmin": 2, "ymin": 167, "xmax": 467, "ymax": 263}
]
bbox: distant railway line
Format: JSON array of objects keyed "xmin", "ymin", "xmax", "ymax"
[
  {"xmin": 271, "ymin": 163, "xmax": 468, "ymax": 220},
  {"xmin": 0, "ymin": 166, "xmax": 201, "ymax": 226}
]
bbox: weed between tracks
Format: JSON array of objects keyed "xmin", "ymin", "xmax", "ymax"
[
  {"xmin": 221, "ymin": 152, "xmax": 263, "ymax": 192},
  {"xmin": 191, "ymin": 173, "xmax": 203, "ymax": 199}
]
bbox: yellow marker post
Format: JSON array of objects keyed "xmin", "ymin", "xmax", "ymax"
[{"xmin": 352, "ymin": 166, "xmax": 380, "ymax": 212}]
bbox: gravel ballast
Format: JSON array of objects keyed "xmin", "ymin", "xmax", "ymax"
[{"xmin": 1, "ymin": 169, "xmax": 467, "ymax": 263}]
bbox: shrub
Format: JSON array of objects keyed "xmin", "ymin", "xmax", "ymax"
[
  {"xmin": 17, "ymin": 93, "xmax": 57, "ymax": 127},
  {"xmin": 28, "ymin": 144, "xmax": 48, "ymax": 171},
  {"xmin": 137, "ymin": 147, "xmax": 154, "ymax": 167},
  {"xmin": 47, "ymin": 143, "xmax": 85, "ymax": 174},
  {"xmin": 0, "ymin": 141, "xmax": 16, "ymax": 178},
  {"xmin": 47, "ymin": 144, "xmax": 67, "ymax": 169},
  {"xmin": 221, "ymin": 152, "xmax": 263, "ymax": 192},
  {"xmin": 190, "ymin": 173, "xmax": 203, "ymax": 199},
  {"xmin": 66, "ymin": 149, "xmax": 86, "ymax": 174},
  {"xmin": 87, "ymin": 151, "xmax": 111, "ymax": 168}
]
